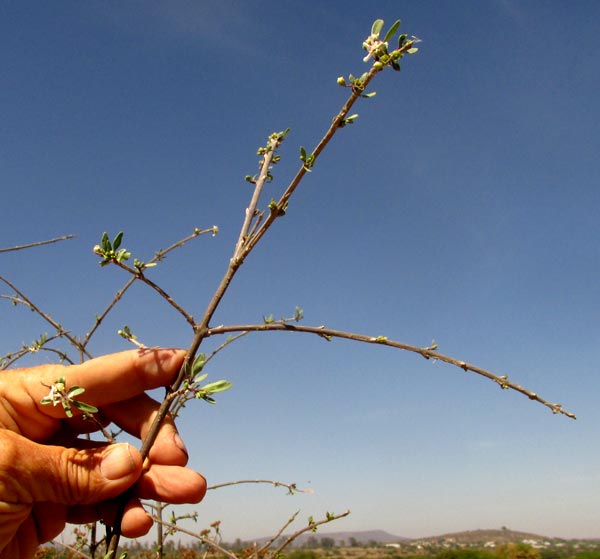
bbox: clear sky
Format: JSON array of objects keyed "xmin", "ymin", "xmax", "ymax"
[{"xmin": 1, "ymin": 0, "xmax": 599, "ymax": 544}]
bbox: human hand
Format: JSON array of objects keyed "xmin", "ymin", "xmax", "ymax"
[{"xmin": 0, "ymin": 349, "xmax": 206, "ymax": 559}]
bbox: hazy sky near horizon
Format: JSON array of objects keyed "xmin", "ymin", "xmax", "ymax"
[{"xmin": 1, "ymin": 0, "xmax": 599, "ymax": 543}]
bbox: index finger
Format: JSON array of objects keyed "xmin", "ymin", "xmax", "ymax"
[{"xmin": 33, "ymin": 349, "xmax": 186, "ymax": 410}]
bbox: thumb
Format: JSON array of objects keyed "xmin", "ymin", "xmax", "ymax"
[{"xmin": 1, "ymin": 431, "xmax": 142, "ymax": 505}]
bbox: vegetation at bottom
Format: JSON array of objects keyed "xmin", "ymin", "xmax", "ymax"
[{"xmin": 33, "ymin": 542, "xmax": 600, "ymax": 559}]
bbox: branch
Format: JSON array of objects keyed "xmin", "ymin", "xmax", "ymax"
[
  {"xmin": 0, "ymin": 234, "xmax": 75, "ymax": 253},
  {"xmin": 257, "ymin": 510, "xmax": 299, "ymax": 556},
  {"xmin": 0, "ymin": 275, "xmax": 92, "ymax": 360},
  {"xmin": 49, "ymin": 541, "xmax": 92, "ymax": 559},
  {"xmin": 82, "ymin": 276, "xmax": 137, "ymax": 349},
  {"xmin": 208, "ymin": 479, "xmax": 309, "ymax": 495},
  {"xmin": 147, "ymin": 515, "xmax": 239, "ymax": 559},
  {"xmin": 234, "ymin": 135, "xmax": 280, "ymax": 259},
  {"xmin": 110, "ymin": 259, "xmax": 195, "ymax": 327},
  {"xmin": 205, "ymin": 323, "xmax": 576, "ymax": 420},
  {"xmin": 87, "ymin": 228, "xmax": 216, "ymax": 348},
  {"xmin": 273, "ymin": 510, "xmax": 351, "ymax": 556}
]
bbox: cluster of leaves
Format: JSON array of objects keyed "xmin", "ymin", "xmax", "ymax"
[
  {"xmin": 93, "ymin": 232, "xmax": 131, "ymax": 267},
  {"xmin": 245, "ymin": 129, "xmax": 290, "ymax": 185},
  {"xmin": 362, "ymin": 18, "xmax": 419, "ymax": 70},
  {"xmin": 182, "ymin": 353, "xmax": 233, "ymax": 404},
  {"xmin": 94, "ymin": 231, "xmax": 158, "ymax": 273},
  {"xmin": 40, "ymin": 376, "xmax": 98, "ymax": 418},
  {"xmin": 263, "ymin": 306, "xmax": 304, "ymax": 325}
]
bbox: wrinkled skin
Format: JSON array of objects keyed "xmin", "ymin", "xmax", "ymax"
[{"xmin": 0, "ymin": 349, "xmax": 207, "ymax": 558}]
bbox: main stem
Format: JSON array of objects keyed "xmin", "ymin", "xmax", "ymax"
[{"xmin": 107, "ymin": 55, "xmax": 391, "ymax": 555}]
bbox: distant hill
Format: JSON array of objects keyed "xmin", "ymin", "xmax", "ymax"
[
  {"xmin": 414, "ymin": 528, "xmax": 556, "ymax": 544},
  {"xmin": 252, "ymin": 529, "xmax": 407, "ymax": 547},
  {"xmin": 250, "ymin": 527, "xmax": 591, "ymax": 548}
]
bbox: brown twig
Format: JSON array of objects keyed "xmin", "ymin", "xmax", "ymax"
[
  {"xmin": 257, "ymin": 510, "xmax": 300, "ymax": 556},
  {"xmin": 85, "ymin": 228, "xmax": 215, "ymax": 349},
  {"xmin": 0, "ymin": 234, "xmax": 76, "ymax": 253},
  {"xmin": 273, "ymin": 510, "xmax": 351, "ymax": 556},
  {"xmin": 111, "ymin": 260, "xmax": 195, "ymax": 327},
  {"xmin": 82, "ymin": 276, "xmax": 137, "ymax": 350},
  {"xmin": 0, "ymin": 274, "xmax": 92, "ymax": 360},
  {"xmin": 147, "ymin": 515, "xmax": 239, "ymax": 559},
  {"xmin": 208, "ymin": 479, "xmax": 307, "ymax": 494},
  {"xmin": 205, "ymin": 323, "xmax": 577, "ymax": 420}
]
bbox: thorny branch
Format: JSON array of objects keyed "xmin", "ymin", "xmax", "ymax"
[
  {"xmin": 105, "ymin": 23, "xmax": 573, "ymax": 553},
  {"xmin": 0, "ymin": 274, "xmax": 92, "ymax": 361},
  {"xmin": 273, "ymin": 510, "xmax": 351, "ymax": 556},
  {"xmin": 205, "ymin": 323, "xmax": 576, "ymax": 419},
  {"xmin": 208, "ymin": 479, "xmax": 309, "ymax": 494},
  {"xmin": 0, "ymin": 234, "xmax": 75, "ymax": 253},
  {"xmin": 3, "ymin": 20, "xmax": 574, "ymax": 556}
]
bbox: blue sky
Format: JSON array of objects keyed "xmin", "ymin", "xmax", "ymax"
[{"xmin": 1, "ymin": 0, "xmax": 599, "ymax": 543}]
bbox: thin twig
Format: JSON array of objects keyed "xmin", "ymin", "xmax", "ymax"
[
  {"xmin": 0, "ymin": 275, "xmax": 92, "ymax": 360},
  {"xmin": 234, "ymin": 137, "xmax": 279, "ymax": 259},
  {"xmin": 257, "ymin": 510, "xmax": 299, "ymax": 555},
  {"xmin": 85, "ymin": 228, "xmax": 214, "ymax": 348},
  {"xmin": 273, "ymin": 510, "xmax": 351, "ymax": 556},
  {"xmin": 0, "ymin": 234, "xmax": 76, "ymax": 253},
  {"xmin": 1, "ymin": 345, "xmax": 73, "ymax": 370},
  {"xmin": 50, "ymin": 540, "xmax": 92, "ymax": 559},
  {"xmin": 205, "ymin": 323, "xmax": 577, "ymax": 420},
  {"xmin": 147, "ymin": 515, "xmax": 239, "ymax": 559},
  {"xmin": 170, "ymin": 331, "xmax": 250, "ymax": 417},
  {"xmin": 82, "ymin": 276, "xmax": 136, "ymax": 349},
  {"xmin": 208, "ymin": 479, "xmax": 307, "ymax": 494},
  {"xmin": 111, "ymin": 260, "xmax": 195, "ymax": 326}
]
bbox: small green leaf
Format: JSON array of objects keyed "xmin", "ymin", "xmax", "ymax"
[
  {"xmin": 398, "ymin": 33, "xmax": 407, "ymax": 48},
  {"xmin": 101, "ymin": 232, "xmax": 111, "ymax": 252},
  {"xmin": 383, "ymin": 20, "xmax": 401, "ymax": 42},
  {"xmin": 72, "ymin": 400, "xmax": 99, "ymax": 414},
  {"xmin": 362, "ymin": 91, "xmax": 377, "ymax": 98},
  {"xmin": 62, "ymin": 401, "xmax": 74, "ymax": 418},
  {"xmin": 194, "ymin": 372, "xmax": 208, "ymax": 384},
  {"xmin": 300, "ymin": 146, "xmax": 307, "ymax": 162},
  {"xmin": 202, "ymin": 380, "xmax": 233, "ymax": 394},
  {"xmin": 192, "ymin": 354, "xmax": 206, "ymax": 376},
  {"xmin": 67, "ymin": 386, "xmax": 86, "ymax": 398},
  {"xmin": 115, "ymin": 249, "xmax": 131, "ymax": 262},
  {"xmin": 407, "ymin": 47, "xmax": 419, "ymax": 54},
  {"xmin": 371, "ymin": 19, "xmax": 384, "ymax": 37},
  {"xmin": 112, "ymin": 231, "xmax": 124, "ymax": 251}
]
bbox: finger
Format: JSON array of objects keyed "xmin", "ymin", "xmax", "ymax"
[
  {"xmin": 135, "ymin": 465, "xmax": 207, "ymax": 504},
  {"xmin": 103, "ymin": 393, "xmax": 188, "ymax": 466},
  {"xmin": 32, "ymin": 502, "xmax": 67, "ymax": 543},
  {"xmin": 0, "ymin": 430, "xmax": 141, "ymax": 505},
  {"xmin": 67, "ymin": 496, "xmax": 153, "ymax": 539},
  {"xmin": 24, "ymin": 349, "xmax": 186, "ymax": 417}
]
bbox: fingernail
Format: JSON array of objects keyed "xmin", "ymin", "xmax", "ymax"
[
  {"xmin": 146, "ymin": 349, "xmax": 186, "ymax": 376},
  {"xmin": 101, "ymin": 443, "xmax": 135, "ymax": 480}
]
